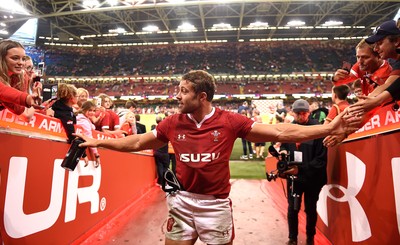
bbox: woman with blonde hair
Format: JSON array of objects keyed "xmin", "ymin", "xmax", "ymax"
[
  {"xmin": 120, "ymin": 111, "xmax": 137, "ymax": 136},
  {"xmin": 73, "ymin": 87, "xmax": 89, "ymax": 111},
  {"xmin": 51, "ymin": 83, "xmax": 78, "ymax": 143}
]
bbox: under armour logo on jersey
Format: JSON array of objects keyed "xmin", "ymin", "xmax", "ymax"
[
  {"xmin": 177, "ymin": 134, "xmax": 186, "ymax": 140},
  {"xmin": 211, "ymin": 130, "xmax": 220, "ymax": 142}
]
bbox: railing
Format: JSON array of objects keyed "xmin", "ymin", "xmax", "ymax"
[{"xmin": 0, "ymin": 110, "xmax": 156, "ymax": 244}]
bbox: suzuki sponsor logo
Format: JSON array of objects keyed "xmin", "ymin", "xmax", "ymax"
[
  {"xmin": 179, "ymin": 152, "xmax": 220, "ymax": 163},
  {"xmin": 4, "ymin": 157, "xmax": 104, "ymax": 238}
]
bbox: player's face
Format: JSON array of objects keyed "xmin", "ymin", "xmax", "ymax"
[
  {"xmin": 176, "ymin": 80, "xmax": 201, "ymax": 114},
  {"xmin": 356, "ymin": 47, "xmax": 379, "ymax": 72},
  {"xmin": 6, "ymin": 47, "xmax": 26, "ymax": 75},
  {"xmin": 373, "ymin": 37, "xmax": 398, "ymax": 60}
]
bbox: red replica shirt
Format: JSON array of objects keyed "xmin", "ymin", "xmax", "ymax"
[
  {"xmin": 335, "ymin": 60, "xmax": 392, "ymax": 95},
  {"xmin": 325, "ymin": 101, "xmax": 350, "ymax": 123},
  {"xmin": 155, "ymin": 108, "xmax": 254, "ymax": 198}
]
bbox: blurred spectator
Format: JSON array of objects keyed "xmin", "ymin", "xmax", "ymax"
[
  {"xmin": 73, "ymin": 87, "xmax": 89, "ymax": 112},
  {"xmin": 52, "ymin": 83, "xmax": 78, "ymax": 143},
  {"xmin": 0, "ymin": 40, "xmax": 40, "ymax": 116},
  {"xmin": 118, "ymin": 100, "xmax": 137, "ymax": 125},
  {"xmin": 120, "ymin": 111, "xmax": 137, "ymax": 136},
  {"xmin": 76, "ymin": 101, "xmax": 100, "ymax": 167},
  {"xmin": 135, "ymin": 114, "xmax": 147, "ymax": 134},
  {"xmin": 151, "ymin": 116, "xmax": 169, "ymax": 186},
  {"xmin": 307, "ymin": 97, "xmax": 328, "ymax": 124},
  {"xmin": 253, "ymin": 109, "xmax": 265, "ymax": 159},
  {"xmin": 324, "ymin": 85, "xmax": 350, "ymax": 124},
  {"xmin": 239, "ymin": 109, "xmax": 254, "ymax": 160},
  {"xmin": 95, "ymin": 93, "xmax": 120, "ymax": 136},
  {"xmin": 23, "ymin": 55, "xmax": 42, "ymax": 98},
  {"xmin": 332, "ymin": 39, "xmax": 391, "ymax": 96}
]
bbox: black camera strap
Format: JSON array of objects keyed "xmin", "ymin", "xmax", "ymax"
[{"xmin": 162, "ymin": 169, "xmax": 183, "ymax": 193}]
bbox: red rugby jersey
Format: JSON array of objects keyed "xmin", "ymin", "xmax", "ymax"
[
  {"xmin": 155, "ymin": 107, "xmax": 254, "ymax": 198},
  {"xmin": 335, "ymin": 60, "xmax": 391, "ymax": 95}
]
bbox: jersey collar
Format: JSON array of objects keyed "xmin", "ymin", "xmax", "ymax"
[{"xmin": 188, "ymin": 107, "xmax": 215, "ymax": 128}]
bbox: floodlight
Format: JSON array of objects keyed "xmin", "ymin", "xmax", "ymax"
[
  {"xmin": 287, "ymin": 20, "xmax": 305, "ymax": 26},
  {"xmin": 322, "ymin": 21, "xmax": 343, "ymax": 26},
  {"xmin": 143, "ymin": 25, "xmax": 159, "ymax": 32},
  {"xmin": 177, "ymin": 23, "xmax": 196, "ymax": 31}
]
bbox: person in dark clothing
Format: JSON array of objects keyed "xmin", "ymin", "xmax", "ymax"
[
  {"xmin": 135, "ymin": 114, "xmax": 147, "ymax": 134},
  {"xmin": 52, "ymin": 83, "xmax": 78, "ymax": 143},
  {"xmin": 151, "ymin": 116, "xmax": 169, "ymax": 186},
  {"xmin": 307, "ymin": 97, "xmax": 328, "ymax": 124},
  {"xmin": 281, "ymin": 99, "xmax": 327, "ymax": 245},
  {"xmin": 239, "ymin": 109, "xmax": 253, "ymax": 160}
]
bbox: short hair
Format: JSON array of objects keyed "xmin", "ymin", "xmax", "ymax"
[
  {"xmin": 307, "ymin": 97, "xmax": 319, "ymax": 105},
  {"xmin": 135, "ymin": 114, "xmax": 140, "ymax": 121},
  {"xmin": 156, "ymin": 116, "xmax": 163, "ymax": 124},
  {"xmin": 182, "ymin": 70, "xmax": 216, "ymax": 102},
  {"xmin": 333, "ymin": 85, "xmax": 350, "ymax": 100},
  {"xmin": 125, "ymin": 100, "xmax": 137, "ymax": 109},
  {"xmin": 356, "ymin": 39, "xmax": 379, "ymax": 57}
]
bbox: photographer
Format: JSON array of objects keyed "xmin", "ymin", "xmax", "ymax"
[{"xmin": 281, "ymin": 99, "xmax": 327, "ymax": 245}]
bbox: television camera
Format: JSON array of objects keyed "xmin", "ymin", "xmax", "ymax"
[
  {"xmin": 266, "ymin": 145, "xmax": 302, "ymax": 210},
  {"xmin": 266, "ymin": 145, "xmax": 301, "ymax": 182}
]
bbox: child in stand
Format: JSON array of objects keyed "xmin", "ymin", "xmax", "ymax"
[
  {"xmin": 76, "ymin": 101, "xmax": 100, "ymax": 167},
  {"xmin": 120, "ymin": 111, "xmax": 137, "ymax": 136}
]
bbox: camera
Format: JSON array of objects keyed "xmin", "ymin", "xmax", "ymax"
[{"xmin": 266, "ymin": 145, "xmax": 301, "ymax": 182}]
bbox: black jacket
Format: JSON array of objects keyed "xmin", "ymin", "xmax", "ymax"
[
  {"xmin": 281, "ymin": 118, "xmax": 327, "ymax": 187},
  {"xmin": 52, "ymin": 99, "xmax": 76, "ymax": 143},
  {"xmin": 136, "ymin": 122, "xmax": 146, "ymax": 134}
]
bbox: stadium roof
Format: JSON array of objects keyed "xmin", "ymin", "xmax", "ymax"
[{"xmin": 1, "ymin": 0, "xmax": 399, "ymax": 46}]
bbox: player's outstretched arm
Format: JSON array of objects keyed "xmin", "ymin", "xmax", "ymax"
[
  {"xmin": 75, "ymin": 131, "xmax": 166, "ymax": 152},
  {"xmin": 246, "ymin": 111, "xmax": 356, "ymax": 145}
]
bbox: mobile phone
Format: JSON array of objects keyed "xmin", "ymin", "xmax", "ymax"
[
  {"xmin": 342, "ymin": 61, "xmax": 351, "ymax": 72},
  {"xmin": 37, "ymin": 62, "xmax": 45, "ymax": 76},
  {"xmin": 96, "ymin": 98, "xmax": 102, "ymax": 107}
]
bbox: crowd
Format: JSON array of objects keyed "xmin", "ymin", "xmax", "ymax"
[{"xmin": 25, "ymin": 40, "xmax": 357, "ymax": 77}]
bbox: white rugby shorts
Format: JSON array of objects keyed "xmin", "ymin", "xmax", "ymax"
[{"xmin": 165, "ymin": 191, "xmax": 234, "ymax": 244}]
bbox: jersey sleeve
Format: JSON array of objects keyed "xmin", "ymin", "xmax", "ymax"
[
  {"xmin": 227, "ymin": 112, "xmax": 254, "ymax": 138},
  {"xmin": 325, "ymin": 106, "xmax": 338, "ymax": 123},
  {"xmin": 155, "ymin": 115, "xmax": 173, "ymax": 143}
]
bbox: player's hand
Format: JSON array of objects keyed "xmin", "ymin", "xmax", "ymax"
[
  {"xmin": 329, "ymin": 109, "xmax": 360, "ymax": 142},
  {"xmin": 73, "ymin": 133, "xmax": 98, "ymax": 148}
]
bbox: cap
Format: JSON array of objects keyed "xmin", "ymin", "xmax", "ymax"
[
  {"xmin": 292, "ymin": 99, "xmax": 309, "ymax": 113},
  {"xmin": 365, "ymin": 20, "xmax": 400, "ymax": 44}
]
